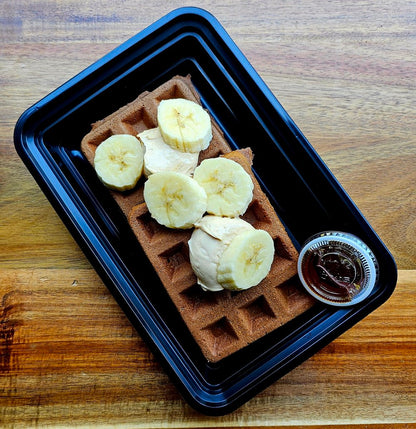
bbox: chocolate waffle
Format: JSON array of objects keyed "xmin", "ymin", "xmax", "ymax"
[{"xmin": 81, "ymin": 75, "xmax": 315, "ymax": 362}]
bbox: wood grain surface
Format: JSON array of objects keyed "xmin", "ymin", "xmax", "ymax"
[{"xmin": 1, "ymin": 0, "xmax": 415, "ymax": 427}]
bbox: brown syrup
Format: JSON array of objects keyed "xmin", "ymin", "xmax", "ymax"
[{"xmin": 300, "ymin": 241, "xmax": 367, "ymax": 301}]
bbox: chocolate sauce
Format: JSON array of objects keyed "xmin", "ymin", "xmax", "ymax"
[
  {"xmin": 301, "ymin": 243, "xmax": 364, "ymax": 300},
  {"xmin": 298, "ymin": 232, "xmax": 378, "ymax": 306}
]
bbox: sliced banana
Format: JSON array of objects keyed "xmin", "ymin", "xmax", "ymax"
[
  {"xmin": 193, "ymin": 157, "xmax": 254, "ymax": 217},
  {"xmin": 138, "ymin": 127, "xmax": 199, "ymax": 177},
  {"xmin": 93, "ymin": 134, "xmax": 144, "ymax": 191},
  {"xmin": 143, "ymin": 171, "xmax": 207, "ymax": 229},
  {"xmin": 157, "ymin": 98, "xmax": 212, "ymax": 153},
  {"xmin": 217, "ymin": 229, "xmax": 275, "ymax": 291}
]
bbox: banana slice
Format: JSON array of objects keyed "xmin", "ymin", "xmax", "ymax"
[
  {"xmin": 188, "ymin": 215, "xmax": 255, "ymax": 292},
  {"xmin": 143, "ymin": 171, "xmax": 207, "ymax": 229},
  {"xmin": 157, "ymin": 98, "xmax": 212, "ymax": 153},
  {"xmin": 193, "ymin": 157, "xmax": 254, "ymax": 217},
  {"xmin": 138, "ymin": 127, "xmax": 199, "ymax": 177},
  {"xmin": 217, "ymin": 229, "xmax": 275, "ymax": 291},
  {"xmin": 93, "ymin": 134, "xmax": 144, "ymax": 191}
]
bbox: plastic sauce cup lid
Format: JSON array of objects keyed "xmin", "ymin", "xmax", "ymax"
[{"xmin": 297, "ymin": 231, "xmax": 379, "ymax": 306}]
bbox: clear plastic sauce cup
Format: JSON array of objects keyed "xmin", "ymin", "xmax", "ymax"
[{"xmin": 298, "ymin": 231, "xmax": 379, "ymax": 306}]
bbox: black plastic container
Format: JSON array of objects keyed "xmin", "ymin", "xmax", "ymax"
[{"xmin": 14, "ymin": 7, "xmax": 397, "ymax": 415}]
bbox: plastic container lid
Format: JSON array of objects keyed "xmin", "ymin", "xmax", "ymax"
[{"xmin": 298, "ymin": 231, "xmax": 379, "ymax": 306}]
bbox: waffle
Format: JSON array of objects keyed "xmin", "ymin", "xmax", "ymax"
[{"xmin": 81, "ymin": 75, "xmax": 315, "ymax": 362}]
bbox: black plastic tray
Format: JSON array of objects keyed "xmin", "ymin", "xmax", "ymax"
[{"xmin": 14, "ymin": 7, "xmax": 397, "ymax": 415}]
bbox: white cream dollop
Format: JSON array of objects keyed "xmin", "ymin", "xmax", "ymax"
[
  {"xmin": 188, "ymin": 215, "xmax": 254, "ymax": 292},
  {"xmin": 138, "ymin": 127, "xmax": 199, "ymax": 177}
]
